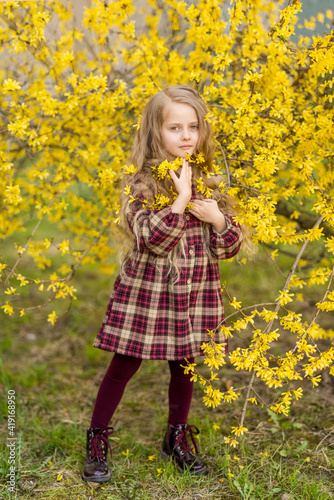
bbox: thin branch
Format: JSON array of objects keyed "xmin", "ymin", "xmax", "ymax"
[
  {"xmin": 262, "ymin": 242, "xmax": 311, "ymax": 261},
  {"xmin": 65, "ymin": 221, "xmax": 113, "ymax": 282},
  {"xmin": 12, "ymin": 298, "xmax": 54, "ymax": 312},
  {"xmin": 290, "ymin": 260, "xmax": 334, "ymax": 355},
  {"xmin": 251, "ymin": 387, "xmax": 271, "ymax": 409},
  {"xmin": 5, "ymin": 173, "xmax": 77, "ymax": 284},
  {"xmin": 217, "ymin": 144, "xmax": 231, "ymax": 190},
  {"xmin": 239, "ymin": 215, "xmax": 324, "ymax": 428},
  {"xmin": 260, "ymin": 242, "xmax": 288, "ymax": 278},
  {"xmin": 315, "ymin": 430, "xmax": 334, "ymax": 452},
  {"xmin": 223, "ymin": 302, "xmax": 277, "ymax": 322}
]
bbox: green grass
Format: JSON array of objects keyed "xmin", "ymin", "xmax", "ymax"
[{"xmin": 1, "ymin": 252, "xmax": 334, "ymax": 499}]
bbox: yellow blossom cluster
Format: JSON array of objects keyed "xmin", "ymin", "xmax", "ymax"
[
  {"xmin": 151, "ymin": 157, "xmax": 183, "ymax": 180},
  {"xmin": 0, "ymin": 0, "xmax": 334, "ymax": 441},
  {"xmin": 125, "ymin": 154, "xmax": 212, "ymax": 209}
]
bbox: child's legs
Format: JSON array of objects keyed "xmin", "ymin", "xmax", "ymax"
[
  {"xmin": 168, "ymin": 358, "xmax": 194, "ymax": 425},
  {"xmin": 91, "ymin": 353, "xmax": 142, "ymax": 428}
]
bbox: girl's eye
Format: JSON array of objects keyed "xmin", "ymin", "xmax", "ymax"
[{"xmin": 190, "ymin": 125, "xmax": 198, "ymax": 130}]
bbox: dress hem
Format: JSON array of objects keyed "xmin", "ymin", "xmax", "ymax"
[{"xmin": 93, "ymin": 343, "xmax": 206, "ymax": 360}]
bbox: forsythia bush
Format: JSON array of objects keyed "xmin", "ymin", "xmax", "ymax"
[{"xmin": 1, "ymin": 0, "xmax": 334, "ymax": 441}]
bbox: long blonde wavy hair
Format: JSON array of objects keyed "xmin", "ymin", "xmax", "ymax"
[{"xmin": 118, "ymin": 85, "xmax": 252, "ymax": 279}]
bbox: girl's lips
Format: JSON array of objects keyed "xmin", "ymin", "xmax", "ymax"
[{"xmin": 180, "ymin": 145, "xmax": 192, "ymax": 149}]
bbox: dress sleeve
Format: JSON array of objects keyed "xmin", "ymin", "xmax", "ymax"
[
  {"xmin": 209, "ymin": 214, "xmax": 243, "ymax": 260},
  {"xmin": 126, "ymin": 181, "xmax": 187, "ymax": 256}
]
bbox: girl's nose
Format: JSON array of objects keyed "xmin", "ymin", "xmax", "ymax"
[{"xmin": 181, "ymin": 128, "xmax": 191, "ymax": 141}]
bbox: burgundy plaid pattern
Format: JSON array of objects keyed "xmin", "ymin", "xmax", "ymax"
[{"xmin": 94, "ymin": 179, "xmax": 243, "ymax": 360}]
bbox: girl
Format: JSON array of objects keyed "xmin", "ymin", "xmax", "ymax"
[{"xmin": 82, "ymin": 85, "xmax": 247, "ymax": 483}]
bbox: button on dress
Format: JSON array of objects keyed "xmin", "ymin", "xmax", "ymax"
[{"xmin": 94, "ymin": 177, "xmax": 243, "ymax": 360}]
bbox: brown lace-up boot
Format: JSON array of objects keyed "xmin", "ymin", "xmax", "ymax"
[
  {"xmin": 160, "ymin": 423, "xmax": 207, "ymax": 475},
  {"xmin": 81, "ymin": 426, "xmax": 113, "ymax": 483}
]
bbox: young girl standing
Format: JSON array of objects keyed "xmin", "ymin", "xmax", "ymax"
[{"xmin": 82, "ymin": 85, "xmax": 246, "ymax": 483}]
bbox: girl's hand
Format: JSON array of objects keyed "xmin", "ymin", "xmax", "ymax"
[
  {"xmin": 169, "ymin": 158, "xmax": 192, "ymax": 200},
  {"xmin": 170, "ymin": 159, "xmax": 192, "ymax": 213},
  {"xmin": 189, "ymin": 199, "xmax": 227, "ymax": 232}
]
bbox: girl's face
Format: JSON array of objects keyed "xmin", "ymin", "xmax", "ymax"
[{"xmin": 161, "ymin": 102, "xmax": 199, "ymax": 158}]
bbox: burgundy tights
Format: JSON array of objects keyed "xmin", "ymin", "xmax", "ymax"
[{"xmin": 91, "ymin": 353, "xmax": 194, "ymax": 428}]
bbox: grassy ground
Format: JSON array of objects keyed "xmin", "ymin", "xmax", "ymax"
[{"xmin": 1, "ymin": 251, "xmax": 334, "ymax": 499}]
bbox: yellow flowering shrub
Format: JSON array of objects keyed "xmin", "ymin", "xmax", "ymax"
[{"xmin": 1, "ymin": 0, "xmax": 334, "ymax": 440}]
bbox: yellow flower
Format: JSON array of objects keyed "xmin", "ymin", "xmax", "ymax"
[
  {"xmin": 8, "ymin": 118, "xmax": 30, "ymax": 139},
  {"xmin": 1, "ymin": 302, "xmax": 14, "ymax": 316},
  {"xmin": 293, "ymin": 388, "xmax": 303, "ymax": 400},
  {"xmin": 122, "ymin": 449, "xmax": 133, "ymax": 458},
  {"xmin": 47, "ymin": 311, "xmax": 58, "ymax": 325},
  {"xmin": 152, "ymin": 158, "xmax": 182, "ymax": 180},
  {"xmin": 310, "ymin": 375, "xmax": 321, "ymax": 387},
  {"xmin": 58, "ymin": 240, "xmax": 70, "ymax": 255},
  {"xmin": 2, "ymin": 78, "xmax": 21, "ymax": 92},
  {"xmin": 124, "ymin": 164, "xmax": 138, "ymax": 175},
  {"xmin": 231, "ymin": 425, "xmax": 248, "ymax": 437},
  {"xmin": 16, "ymin": 274, "xmax": 28, "ymax": 286},
  {"xmin": 247, "ymin": 397, "xmax": 258, "ymax": 405},
  {"xmin": 220, "ymin": 325, "xmax": 234, "ymax": 338},
  {"xmin": 230, "ymin": 297, "xmax": 242, "ymax": 309},
  {"xmin": 4, "ymin": 185, "xmax": 22, "ymax": 206},
  {"xmin": 276, "ymin": 290, "xmax": 294, "ymax": 306}
]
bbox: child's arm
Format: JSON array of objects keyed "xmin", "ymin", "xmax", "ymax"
[
  {"xmin": 208, "ymin": 214, "xmax": 243, "ymax": 260},
  {"xmin": 127, "ymin": 205, "xmax": 188, "ymax": 257},
  {"xmin": 188, "ymin": 199, "xmax": 227, "ymax": 232},
  {"xmin": 189, "ymin": 199, "xmax": 243, "ymax": 260},
  {"xmin": 126, "ymin": 165, "xmax": 190, "ymax": 256}
]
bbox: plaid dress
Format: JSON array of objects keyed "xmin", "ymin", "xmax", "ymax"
[{"xmin": 94, "ymin": 178, "xmax": 243, "ymax": 360}]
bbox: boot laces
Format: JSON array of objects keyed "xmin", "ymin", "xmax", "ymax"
[
  {"xmin": 174, "ymin": 425, "xmax": 199, "ymax": 455},
  {"xmin": 89, "ymin": 427, "xmax": 113, "ymax": 461}
]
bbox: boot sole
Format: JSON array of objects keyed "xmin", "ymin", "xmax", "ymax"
[
  {"xmin": 159, "ymin": 449, "xmax": 207, "ymax": 476},
  {"xmin": 81, "ymin": 471, "xmax": 111, "ymax": 483}
]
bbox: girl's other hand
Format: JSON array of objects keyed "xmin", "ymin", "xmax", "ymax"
[{"xmin": 189, "ymin": 199, "xmax": 227, "ymax": 233}]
